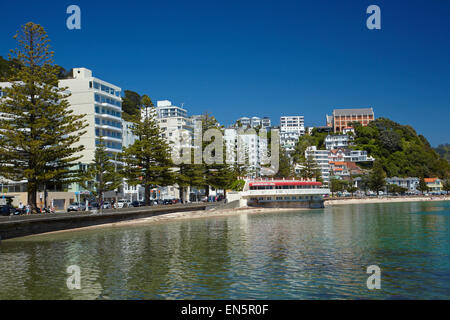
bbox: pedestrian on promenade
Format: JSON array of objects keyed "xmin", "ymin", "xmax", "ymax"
[
  {"xmin": 18, "ymin": 202, "xmax": 24, "ymax": 214},
  {"xmin": 25, "ymin": 204, "xmax": 31, "ymax": 215}
]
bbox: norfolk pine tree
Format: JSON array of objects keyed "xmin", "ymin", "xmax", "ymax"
[
  {"xmin": 81, "ymin": 136, "xmax": 122, "ymax": 206},
  {"xmin": 368, "ymin": 160, "xmax": 386, "ymax": 195},
  {"xmin": 418, "ymin": 176, "xmax": 430, "ymax": 194},
  {"xmin": 121, "ymin": 95, "xmax": 174, "ymax": 205},
  {"xmin": 298, "ymin": 155, "xmax": 321, "ymax": 180},
  {"xmin": 175, "ymin": 149, "xmax": 205, "ymax": 203},
  {"xmin": 0, "ymin": 22, "xmax": 87, "ymax": 212}
]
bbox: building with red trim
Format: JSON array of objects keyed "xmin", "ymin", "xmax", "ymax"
[{"xmin": 237, "ymin": 178, "xmax": 330, "ymax": 209}]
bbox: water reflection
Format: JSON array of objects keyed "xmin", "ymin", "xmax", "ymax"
[{"xmin": 0, "ymin": 201, "xmax": 449, "ymax": 299}]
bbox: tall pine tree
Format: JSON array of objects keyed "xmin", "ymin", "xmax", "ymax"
[
  {"xmin": 368, "ymin": 160, "xmax": 387, "ymax": 195},
  {"xmin": 298, "ymin": 154, "xmax": 321, "ymax": 180},
  {"xmin": 121, "ymin": 95, "xmax": 174, "ymax": 205},
  {"xmin": 81, "ymin": 136, "xmax": 122, "ymax": 206},
  {"xmin": 0, "ymin": 22, "xmax": 87, "ymax": 212}
]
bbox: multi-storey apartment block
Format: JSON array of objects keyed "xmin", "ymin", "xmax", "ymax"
[
  {"xmin": 325, "ymin": 134, "xmax": 353, "ymax": 150},
  {"xmin": 59, "ymin": 68, "xmax": 123, "ymax": 163},
  {"xmin": 329, "ymin": 148, "xmax": 374, "ymax": 162},
  {"xmin": 280, "ymin": 116, "xmax": 305, "ymax": 153},
  {"xmin": 236, "ymin": 116, "xmax": 271, "ymax": 129},
  {"xmin": 154, "ymin": 100, "xmax": 195, "ymax": 146},
  {"xmin": 224, "ymin": 128, "xmax": 269, "ymax": 177},
  {"xmin": 304, "ymin": 146, "xmax": 330, "ymax": 183}
]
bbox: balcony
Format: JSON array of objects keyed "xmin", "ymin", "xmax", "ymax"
[
  {"xmin": 95, "ymin": 123, "xmax": 122, "ymax": 132},
  {"xmin": 99, "ymin": 135, "xmax": 122, "ymax": 143},
  {"xmin": 101, "ymin": 102, "xmax": 122, "ymax": 112},
  {"xmin": 95, "ymin": 108, "xmax": 121, "ymax": 119}
]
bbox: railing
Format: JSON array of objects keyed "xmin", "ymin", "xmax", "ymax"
[{"xmin": 243, "ymin": 188, "xmax": 330, "ymax": 196}]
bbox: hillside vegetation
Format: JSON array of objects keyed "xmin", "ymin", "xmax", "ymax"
[
  {"xmin": 351, "ymin": 118, "xmax": 449, "ymax": 178},
  {"xmin": 1, "ymin": 55, "xmax": 70, "ymax": 81},
  {"xmin": 434, "ymin": 144, "xmax": 450, "ymax": 163}
]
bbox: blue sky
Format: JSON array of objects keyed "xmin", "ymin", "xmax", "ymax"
[{"xmin": 0, "ymin": 0, "xmax": 449, "ymax": 146}]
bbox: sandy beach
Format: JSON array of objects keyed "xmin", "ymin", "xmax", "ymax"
[
  {"xmin": 23, "ymin": 196, "xmax": 449, "ymax": 238},
  {"xmin": 32, "ymin": 206, "xmax": 300, "ymax": 237}
]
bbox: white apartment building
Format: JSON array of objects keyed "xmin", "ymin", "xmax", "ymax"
[
  {"xmin": 304, "ymin": 146, "xmax": 330, "ymax": 183},
  {"xmin": 329, "ymin": 148, "xmax": 374, "ymax": 162},
  {"xmin": 224, "ymin": 128, "xmax": 268, "ymax": 177},
  {"xmin": 280, "ymin": 116, "xmax": 305, "ymax": 153},
  {"xmin": 261, "ymin": 117, "xmax": 271, "ymax": 128},
  {"xmin": 386, "ymin": 177, "xmax": 420, "ymax": 193},
  {"xmin": 155, "ymin": 100, "xmax": 194, "ymax": 144},
  {"xmin": 236, "ymin": 116, "xmax": 271, "ymax": 129},
  {"xmin": 59, "ymin": 68, "xmax": 123, "ymax": 163},
  {"xmin": 280, "ymin": 116, "xmax": 305, "ymax": 134},
  {"xmin": 121, "ymin": 120, "xmax": 137, "ymax": 148},
  {"xmin": 0, "ymin": 68, "xmax": 124, "ymax": 204},
  {"xmin": 156, "ymin": 100, "xmax": 187, "ymax": 118},
  {"xmin": 325, "ymin": 134, "xmax": 353, "ymax": 150}
]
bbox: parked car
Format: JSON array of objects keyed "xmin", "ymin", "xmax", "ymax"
[
  {"xmin": 117, "ymin": 200, "xmax": 129, "ymax": 208},
  {"xmin": 67, "ymin": 202, "xmax": 86, "ymax": 212},
  {"xmin": 90, "ymin": 202, "xmax": 100, "ymax": 209},
  {"xmin": 130, "ymin": 200, "xmax": 141, "ymax": 207},
  {"xmin": 102, "ymin": 202, "xmax": 111, "ymax": 209},
  {"xmin": 0, "ymin": 205, "xmax": 17, "ymax": 216}
]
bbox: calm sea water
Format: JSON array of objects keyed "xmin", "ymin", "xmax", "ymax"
[{"xmin": 0, "ymin": 201, "xmax": 449, "ymax": 300}]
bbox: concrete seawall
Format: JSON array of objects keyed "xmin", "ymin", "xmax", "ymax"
[{"xmin": 0, "ymin": 203, "xmax": 212, "ymax": 240}]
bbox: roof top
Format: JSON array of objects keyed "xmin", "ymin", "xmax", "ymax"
[{"xmin": 333, "ymin": 108, "xmax": 374, "ymax": 116}]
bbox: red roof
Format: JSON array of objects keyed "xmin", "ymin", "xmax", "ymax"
[
  {"xmin": 249, "ymin": 181, "xmax": 322, "ymax": 187},
  {"xmin": 424, "ymin": 178, "xmax": 437, "ymax": 183}
]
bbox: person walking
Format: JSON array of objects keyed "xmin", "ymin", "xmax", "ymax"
[{"xmin": 18, "ymin": 202, "xmax": 24, "ymax": 215}]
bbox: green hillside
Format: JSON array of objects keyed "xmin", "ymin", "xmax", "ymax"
[
  {"xmin": 434, "ymin": 144, "xmax": 450, "ymax": 163},
  {"xmin": 351, "ymin": 118, "xmax": 449, "ymax": 178}
]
